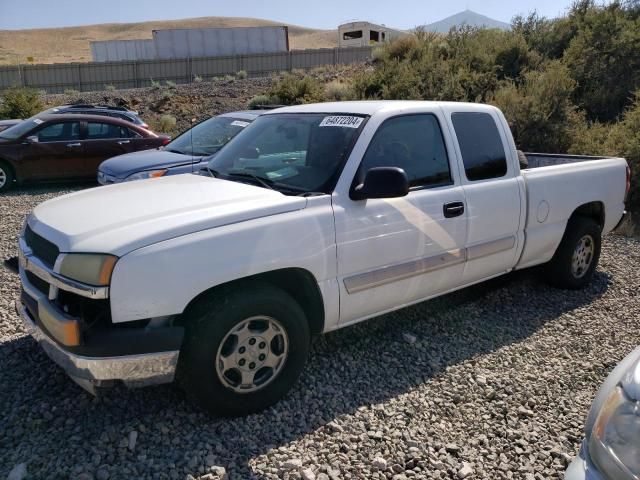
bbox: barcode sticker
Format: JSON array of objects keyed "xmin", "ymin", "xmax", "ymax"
[
  {"xmin": 319, "ymin": 116, "xmax": 364, "ymax": 129},
  {"xmin": 231, "ymin": 120, "xmax": 250, "ymax": 128}
]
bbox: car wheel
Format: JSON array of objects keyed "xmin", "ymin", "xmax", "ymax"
[
  {"xmin": 0, "ymin": 161, "xmax": 14, "ymax": 193},
  {"xmin": 544, "ymin": 216, "xmax": 601, "ymax": 289},
  {"xmin": 179, "ymin": 282, "xmax": 310, "ymax": 416}
]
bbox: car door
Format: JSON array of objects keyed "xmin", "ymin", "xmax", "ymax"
[
  {"xmin": 333, "ymin": 112, "xmax": 468, "ymax": 325},
  {"xmin": 445, "ymin": 109, "xmax": 524, "ymax": 284},
  {"xmin": 19, "ymin": 120, "xmax": 83, "ymax": 180},
  {"xmin": 81, "ymin": 121, "xmax": 139, "ymax": 177}
]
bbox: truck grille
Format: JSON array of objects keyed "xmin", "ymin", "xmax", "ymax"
[
  {"xmin": 25, "ymin": 225, "xmax": 59, "ymax": 268},
  {"xmin": 26, "ymin": 271, "xmax": 50, "ymax": 296}
]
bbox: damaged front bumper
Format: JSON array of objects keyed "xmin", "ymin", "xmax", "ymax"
[{"xmin": 16, "ymin": 300, "xmax": 180, "ymax": 391}]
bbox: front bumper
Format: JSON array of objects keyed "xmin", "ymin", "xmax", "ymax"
[
  {"xmin": 566, "ymin": 441, "xmax": 606, "ymax": 480},
  {"xmin": 16, "ymin": 232, "xmax": 182, "ymax": 391},
  {"xmin": 16, "ymin": 299, "xmax": 180, "ymax": 389}
]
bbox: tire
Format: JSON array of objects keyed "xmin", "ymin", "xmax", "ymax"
[
  {"xmin": 0, "ymin": 161, "xmax": 14, "ymax": 193},
  {"xmin": 543, "ymin": 216, "xmax": 601, "ymax": 289},
  {"xmin": 178, "ymin": 282, "xmax": 310, "ymax": 417}
]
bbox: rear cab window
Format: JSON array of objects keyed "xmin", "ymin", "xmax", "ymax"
[{"xmin": 451, "ymin": 112, "xmax": 508, "ymax": 181}]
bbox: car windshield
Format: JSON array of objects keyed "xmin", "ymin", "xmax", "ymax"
[
  {"xmin": 0, "ymin": 118, "xmax": 40, "ymax": 140},
  {"xmin": 207, "ymin": 113, "xmax": 366, "ymax": 195},
  {"xmin": 166, "ymin": 116, "xmax": 253, "ymax": 156}
]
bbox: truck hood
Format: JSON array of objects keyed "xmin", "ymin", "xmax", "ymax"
[
  {"xmin": 29, "ymin": 174, "xmax": 307, "ymax": 256},
  {"xmin": 98, "ymin": 149, "xmax": 206, "ymax": 178}
]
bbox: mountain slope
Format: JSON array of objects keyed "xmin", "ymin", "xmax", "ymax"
[
  {"xmin": 423, "ymin": 10, "xmax": 510, "ymax": 33},
  {"xmin": 0, "ymin": 17, "xmax": 337, "ymax": 65}
]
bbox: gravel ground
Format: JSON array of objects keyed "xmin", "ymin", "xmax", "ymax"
[{"xmin": 1, "ymin": 185, "xmax": 639, "ymax": 480}]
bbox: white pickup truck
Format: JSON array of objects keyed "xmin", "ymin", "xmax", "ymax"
[{"xmin": 15, "ymin": 101, "xmax": 630, "ymax": 416}]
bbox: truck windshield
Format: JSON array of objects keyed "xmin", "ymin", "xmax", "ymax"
[
  {"xmin": 206, "ymin": 113, "xmax": 366, "ymax": 195},
  {"xmin": 166, "ymin": 116, "xmax": 252, "ymax": 156}
]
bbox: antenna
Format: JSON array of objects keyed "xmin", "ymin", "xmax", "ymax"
[{"xmin": 190, "ymin": 117, "xmax": 196, "ymax": 174}]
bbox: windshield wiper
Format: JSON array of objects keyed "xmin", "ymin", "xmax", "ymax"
[{"xmin": 224, "ymin": 171, "xmax": 276, "ymax": 190}]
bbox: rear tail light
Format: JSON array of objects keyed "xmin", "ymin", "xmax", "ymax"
[
  {"xmin": 625, "ymin": 164, "xmax": 631, "ymax": 202},
  {"xmin": 161, "ymin": 136, "xmax": 171, "ymax": 146}
]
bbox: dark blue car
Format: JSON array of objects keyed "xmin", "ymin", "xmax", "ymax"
[{"xmin": 97, "ymin": 110, "xmax": 264, "ymax": 185}]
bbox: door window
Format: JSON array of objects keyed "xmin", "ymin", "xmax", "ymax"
[
  {"xmin": 36, "ymin": 122, "xmax": 81, "ymax": 142},
  {"xmin": 86, "ymin": 122, "xmax": 130, "ymax": 140},
  {"xmin": 452, "ymin": 112, "xmax": 508, "ymax": 181},
  {"xmin": 358, "ymin": 114, "xmax": 452, "ymax": 188}
]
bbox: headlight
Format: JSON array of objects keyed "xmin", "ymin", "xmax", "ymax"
[
  {"xmin": 124, "ymin": 169, "xmax": 168, "ymax": 182},
  {"xmin": 59, "ymin": 254, "xmax": 118, "ymax": 286},
  {"xmin": 590, "ymin": 381, "xmax": 640, "ymax": 479}
]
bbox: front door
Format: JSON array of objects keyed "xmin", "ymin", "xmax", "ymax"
[
  {"xmin": 333, "ymin": 113, "xmax": 468, "ymax": 325},
  {"xmin": 20, "ymin": 120, "xmax": 83, "ymax": 180}
]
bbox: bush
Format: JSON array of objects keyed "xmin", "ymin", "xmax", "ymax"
[
  {"xmin": 104, "ymin": 84, "xmax": 116, "ymax": 91},
  {"xmin": 324, "ymin": 81, "xmax": 354, "ymax": 101},
  {"xmin": 158, "ymin": 114, "xmax": 177, "ymax": 133},
  {"xmin": 491, "ymin": 61, "xmax": 578, "ymax": 153},
  {"xmin": 0, "ymin": 87, "xmax": 43, "ymax": 119},
  {"xmin": 268, "ymin": 74, "xmax": 325, "ymax": 105},
  {"xmin": 150, "ymin": 79, "xmax": 161, "ymax": 89},
  {"xmin": 193, "ymin": 75, "xmax": 203, "ymax": 83},
  {"xmin": 165, "ymin": 80, "xmax": 176, "ymax": 89},
  {"xmin": 236, "ymin": 70, "xmax": 248, "ymax": 80},
  {"xmin": 248, "ymin": 94, "xmax": 278, "ymax": 109}
]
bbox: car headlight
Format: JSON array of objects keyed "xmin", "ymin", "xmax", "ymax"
[
  {"xmin": 589, "ymin": 361, "xmax": 640, "ymax": 480},
  {"xmin": 124, "ymin": 169, "xmax": 168, "ymax": 182},
  {"xmin": 59, "ymin": 254, "xmax": 118, "ymax": 286}
]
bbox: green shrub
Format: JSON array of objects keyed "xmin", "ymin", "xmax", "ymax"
[
  {"xmin": 150, "ymin": 79, "xmax": 161, "ymax": 89},
  {"xmin": 491, "ymin": 61, "xmax": 578, "ymax": 153},
  {"xmin": 248, "ymin": 94, "xmax": 277, "ymax": 109},
  {"xmin": 158, "ymin": 114, "xmax": 177, "ymax": 133},
  {"xmin": 104, "ymin": 84, "xmax": 116, "ymax": 91},
  {"xmin": 193, "ymin": 75, "xmax": 203, "ymax": 83},
  {"xmin": 236, "ymin": 70, "xmax": 248, "ymax": 80},
  {"xmin": 63, "ymin": 88, "xmax": 79, "ymax": 95},
  {"xmin": 165, "ymin": 80, "xmax": 176, "ymax": 89},
  {"xmin": 0, "ymin": 86, "xmax": 43, "ymax": 119},
  {"xmin": 268, "ymin": 73, "xmax": 325, "ymax": 105},
  {"xmin": 324, "ymin": 81, "xmax": 354, "ymax": 101},
  {"xmin": 223, "ymin": 75, "xmax": 235, "ymax": 82}
]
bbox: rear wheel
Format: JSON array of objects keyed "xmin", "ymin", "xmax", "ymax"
[
  {"xmin": 543, "ymin": 216, "xmax": 601, "ymax": 289},
  {"xmin": 0, "ymin": 161, "xmax": 14, "ymax": 193},
  {"xmin": 178, "ymin": 282, "xmax": 310, "ymax": 416}
]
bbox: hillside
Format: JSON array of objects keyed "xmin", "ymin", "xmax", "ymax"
[
  {"xmin": 423, "ymin": 9, "xmax": 510, "ymax": 32},
  {"xmin": 0, "ymin": 17, "xmax": 337, "ymax": 65}
]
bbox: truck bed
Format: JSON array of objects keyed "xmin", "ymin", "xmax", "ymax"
[
  {"xmin": 524, "ymin": 153, "xmax": 613, "ymax": 169},
  {"xmin": 516, "ymin": 153, "xmax": 627, "ymax": 270}
]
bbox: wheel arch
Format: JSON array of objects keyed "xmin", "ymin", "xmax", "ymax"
[
  {"xmin": 570, "ymin": 201, "xmax": 605, "ymax": 230},
  {"xmin": 178, "ymin": 267, "xmax": 326, "ymax": 335},
  {"xmin": 0, "ymin": 157, "xmax": 16, "ymax": 180}
]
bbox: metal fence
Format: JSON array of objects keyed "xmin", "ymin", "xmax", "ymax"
[{"xmin": 0, "ymin": 46, "xmax": 373, "ymax": 94}]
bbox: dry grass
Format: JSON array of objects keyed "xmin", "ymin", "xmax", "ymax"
[{"xmin": 0, "ymin": 16, "xmax": 337, "ymax": 65}]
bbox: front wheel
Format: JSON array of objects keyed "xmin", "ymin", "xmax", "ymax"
[
  {"xmin": 0, "ymin": 161, "xmax": 14, "ymax": 193},
  {"xmin": 543, "ymin": 216, "xmax": 602, "ymax": 289},
  {"xmin": 178, "ymin": 282, "xmax": 310, "ymax": 416}
]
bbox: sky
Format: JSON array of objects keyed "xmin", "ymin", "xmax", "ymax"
[{"xmin": 0, "ymin": 0, "xmax": 581, "ymax": 30}]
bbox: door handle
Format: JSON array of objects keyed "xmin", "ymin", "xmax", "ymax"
[
  {"xmin": 443, "ymin": 201, "xmax": 465, "ymax": 218},
  {"xmin": 117, "ymin": 140, "xmax": 130, "ymax": 145},
  {"xmin": 66, "ymin": 143, "xmax": 81, "ymax": 148}
]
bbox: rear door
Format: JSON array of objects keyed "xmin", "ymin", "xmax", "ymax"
[
  {"xmin": 81, "ymin": 121, "xmax": 140, "ymax": 177},
  {"xmin": 445, "ymin": 110, "xmax": 524, "ymax": 284},
  {"xmin": 20, "ymin": 120, "xmax": 83, "ymax": 180}
]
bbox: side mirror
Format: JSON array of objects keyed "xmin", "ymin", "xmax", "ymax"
[
  {"xmin": 351, "ymin": 167, "xmax": 409, "ymax": 200},
  {"xmin": 24, "ymin": 135, "xmax": 39, "ymax": 144}
]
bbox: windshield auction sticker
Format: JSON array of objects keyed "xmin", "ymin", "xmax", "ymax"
[
  {"xmin": 231, "ymin": 120, "xmax": 250, "ymax": 128},
  {"xmin": 319, "ymin": 116, "xmax": 364, "ymax": 128}
]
